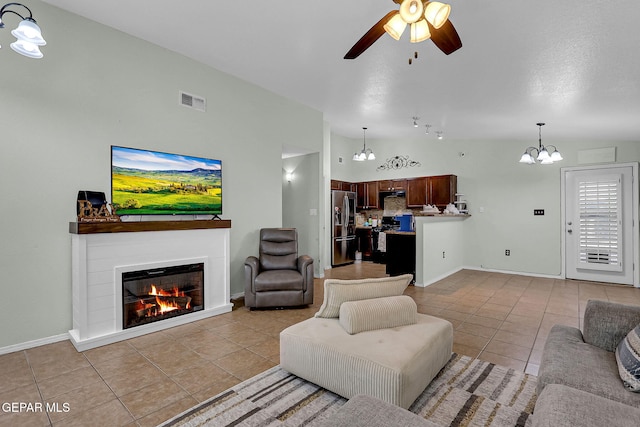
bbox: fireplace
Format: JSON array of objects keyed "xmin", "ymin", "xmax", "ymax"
[
  {"xmin": 69, "ymin": 222, "xmax": 232, "ymax": 352},
  {"xmin": 122, "ymin": 263, "xmax": 204, "ymax": 329}
]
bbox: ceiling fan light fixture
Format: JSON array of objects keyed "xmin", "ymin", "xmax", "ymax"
[
  {"xmin": 410, "ymin": 19, "xmax": 430, "ymax": 43},
  {"xmin": 383, "ymin": 13, "xmax": 407, "ymax": 40},
  {"xmin": 399, "ymin": 0, "xmax": 424, "ymax": 24},
  {"xmin": 424, "ymin": 2, "xmax": 451, "ymax": 29}
]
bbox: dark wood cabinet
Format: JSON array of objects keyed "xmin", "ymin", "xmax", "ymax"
[
  {"xmin": 406, "ymin": 177, "xmax": 428, "ymax": 207},
  {"xmin": 428, "ymin": 175, "xmax": 457, "ymax": 208},
  {"xmin": 378, "ymin": 179, "xmax": 406, "ymax": 191},
  {"xmin": 356, "ymin": 227, "xmax": 373, "ymax": 259},
  {"xmin": 356, "ymin": 181, "xmax": 379, "ymax": 209},
  {"xmin": 331, "ymin": 180, "xmax": 354, "ymax": 191}
]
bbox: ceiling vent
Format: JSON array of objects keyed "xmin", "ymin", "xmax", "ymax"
[{"xmin": 179, "ymin": 91, "xmax": 206, "ymax": 112}]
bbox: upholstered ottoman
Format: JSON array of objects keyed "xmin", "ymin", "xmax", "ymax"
[{"xmin": 280, "ymin": 275, "xmax": 452, "ymax": 409}]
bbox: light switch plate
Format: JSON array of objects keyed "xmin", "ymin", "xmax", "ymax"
[{"xmin": 534, "ymin": 209, "xmax": 545, "ymax": 216}]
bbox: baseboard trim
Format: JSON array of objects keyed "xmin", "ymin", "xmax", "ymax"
[
  {"xmin": 414, "ymin": 267, "xmax": 465, "ymax": 288},
  {"xmin": 0, "ymin": 333, "xmax": 70, "ymax": 355},
  {"xmin": 462, "ymin": 265, "xmax": 562, "ymax": 280}
]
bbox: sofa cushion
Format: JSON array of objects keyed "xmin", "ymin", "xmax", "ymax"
[
  {"xmin": 537, "ymin": 324, "xmax": 640, "ymax": 408},
  {"xmin": 314, "ymin": 274, "xmax": 412, "ymax": 318},
  {"xmin": 615, "ymin": 323, "xmax": 640, "ymax": 392},
  {"xmin": 533, "ymin": 384, "xmax": 640, "ymax": 427},
  {"xmin": 315, "ymin": 394, "xmax": 438, "ymax": 427},
  {"xmin": 339, "ymin": 296, "xmax": 417, "ymax": 335}
]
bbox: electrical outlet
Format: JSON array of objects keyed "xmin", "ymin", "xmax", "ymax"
[
  {"xmin": 505, "ymin": 249, "xmax": 511, "ymax": 256},
  {"xmin": 534, "ymin": 209, "xmax": 545, "ymax": 216}
]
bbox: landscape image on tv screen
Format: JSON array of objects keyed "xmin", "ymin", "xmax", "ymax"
[{"xmin": 111, "ymin": 146, "xmax": 222, "ymax": 215}]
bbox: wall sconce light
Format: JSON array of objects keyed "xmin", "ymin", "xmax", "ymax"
[
  {"xmin": 0, "ymin": 2, "xmax": 46, "ymax": 58},
  {"xmin": 519, "ymin": 123, "xmax": 563, "ymax": 165},
  {"xmin": 286, "ymin": 172, "xmax": 293, "ymax": 182}
]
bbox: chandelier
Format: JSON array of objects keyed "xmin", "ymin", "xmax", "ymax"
[
  {"xmin": 0, "ymin": 2, "xmax": 46, "ymax": 58},
  {"xmin": 519, "ymin": 123, "xmax": 563, "ymax": 165},
  {"xmin": 353, "ymin": 127, "xmax": 375, "ymax": 161}
]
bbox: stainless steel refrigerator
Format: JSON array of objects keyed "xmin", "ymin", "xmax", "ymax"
[{"xmin": 331, "ymin": 190, "xmax": 356, "ymax": 266}]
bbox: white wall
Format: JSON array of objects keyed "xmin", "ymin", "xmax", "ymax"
[
  {"xmin": 282, "ymin": 153, "xmax": 321, "ymax": 276},
  {"xmin": 0, "ymin": 1, "xmax": 323, "ymax": 349},
  {"xmin": 331, "ymin": 133, "xmax": 640, "ymax": 277}
]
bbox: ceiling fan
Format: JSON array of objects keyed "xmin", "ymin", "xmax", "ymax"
[{"xmin": 344, "ymin": 0, "xmax": 462, "ymax": 59}]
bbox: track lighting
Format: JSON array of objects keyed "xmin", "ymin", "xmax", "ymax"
[
  {"xmin": 425, "ymin": 124, "xmax": 431, "ymax": 134},
  {"xmin": 0, "ymin": 3, "xmax": 46, "ymax": 58},
  {"xmin": 519, "ymin": 123, "xmax": 562, "ymax": 165},
  {"xmin": 413, "ymin": 116, "xmax": 419, "ymax": 127},
  {"xmin": 436, "ymin": 131, "xmax": 443, "ymax": 140}
]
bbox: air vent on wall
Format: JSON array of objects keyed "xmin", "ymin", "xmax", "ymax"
[{"xmin": 179, "ymin": 91, "xmax": 206, "ymax": 112}]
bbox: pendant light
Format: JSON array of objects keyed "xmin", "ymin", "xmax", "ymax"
[
  {"xmin": 0, "ymin": 3, "xmax": 46, "ymax": 59},
  {"xmin": 519, "ymin": 123, "xmax": 563, "ymax": 165},
  {"xmin": 353, "ymin": 127, "xmax": 375, "ymax": 161}
]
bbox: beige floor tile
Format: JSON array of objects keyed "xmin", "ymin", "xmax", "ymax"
[
  {"xmin": 36, "ymin": 366, "xmax": 103, "ymax": 400},
  {"xmin": 119, "ymin": 376, "xmax": 189, "ymax": 419},
  {"xmin": 3, "ymin": 264, "xmax": 640, "ymax": 427},
  {"xmin": 478, "ymin": 352, "xmax": 527, "ymax": 371},
  {"xmin": 483, "ymin": 339, "xmax": 531, "ymax": 362},
  {"xmin": 455, "ymin": 322, "xmax": 497, "ymax": 339}
]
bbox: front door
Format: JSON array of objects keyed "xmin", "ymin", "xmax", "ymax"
[{"xmin": 563, "ymin": 164, "xmax": 638, "ymax": 285}]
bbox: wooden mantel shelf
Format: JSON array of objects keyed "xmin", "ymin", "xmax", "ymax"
[{"xmin": 69, "ymin": 219, "xmax": 231, "ymax": 234}]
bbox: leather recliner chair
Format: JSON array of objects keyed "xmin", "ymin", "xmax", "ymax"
[{"xmin": 244, "ymin": 228, "xmax": 314, "ymax": 309}]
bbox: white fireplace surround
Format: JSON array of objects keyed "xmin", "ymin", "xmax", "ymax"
[{"xmin": 70, "ymin": 226, "xmax": 232, "ymax": 351}]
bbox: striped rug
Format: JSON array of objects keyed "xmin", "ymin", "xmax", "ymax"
[{"xmin": 161, "ymin": 354, "xmax": 538, "ymax": 427}]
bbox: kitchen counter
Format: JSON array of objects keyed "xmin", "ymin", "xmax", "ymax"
[{"xmin": 383, "ymin": 230, "xmax": 416, "ymax": 235}]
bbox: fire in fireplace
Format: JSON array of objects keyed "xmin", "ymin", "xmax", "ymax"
[{"xmin": 122, "ymin": 263, "xmax": 204, "ymax": 329}]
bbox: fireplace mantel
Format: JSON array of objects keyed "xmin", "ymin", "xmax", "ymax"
[
  {"xmin": 69, "ymin": 221, "xmax": 232, "ymax": 351},
  {"xmin": 69, "ymin": 219, "xmax": 231, "ymax": 234}
]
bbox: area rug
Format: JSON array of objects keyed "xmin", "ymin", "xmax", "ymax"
[{"xmin": 160, "ymin": 354, "xmax": 538, "ymax": 427}]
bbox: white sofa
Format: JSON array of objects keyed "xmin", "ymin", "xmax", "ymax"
[{"xmin": 280, "ymin": 275, "xmax": 453, "ymax": 409}]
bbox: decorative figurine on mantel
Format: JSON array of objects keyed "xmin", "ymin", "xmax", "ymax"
[{"xmin": 77, "ymin": 200, "xmax": 121, "ymax": 223}]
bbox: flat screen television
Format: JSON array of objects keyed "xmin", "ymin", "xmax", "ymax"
[{"xmin": 111, "ymin": 146, "xmax": 222, "ymax": 216}]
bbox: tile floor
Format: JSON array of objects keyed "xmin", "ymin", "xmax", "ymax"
[{"xmin": 2, "ymin": 263, "xmax": 640, "ymax": 426}]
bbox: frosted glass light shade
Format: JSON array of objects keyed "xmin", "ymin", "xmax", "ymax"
[
  {"xmin": 12, "ymin": 19, "xmax": 46, "ymax": 45},
  {"xmin": 537, "ymin": 147, "xmax": 550, "ymax": 162},
  {"xmin": 550, "ymin": 150, "xmax": 563, "ymax": 161},
  {"xmin": 10, "ymin": 40, "xmax": 43, "ymax": 58},
  {"xmin": 384, "ymin": 13, "xmax": 407, "ymax": 40},
  {"xmin": 399, "ymin": 0, "xmax": 424, "ymax": 24},
  {"xmin": 424, "ymin": 2, "xmax": 451, "ymax": 29},
  {"xmin": 519, "ymin": 152, "xmax": 534, "ymax": 164},
  {"xmin": 367, "ymin": 151, "xmax": 376, "ymax": 160},
  {"xmin": 410, "ymin": 19, "xmax": 431, "ymax": 43}
]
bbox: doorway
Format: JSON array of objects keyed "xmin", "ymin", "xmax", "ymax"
[{"xmin": 562, "ymin": 163, "xmax": 639, "ymax": 286}]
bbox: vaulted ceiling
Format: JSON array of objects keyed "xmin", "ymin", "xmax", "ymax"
[{"xmin": 42, "ymin": 0, "xmax": 640, "ymax": 142}]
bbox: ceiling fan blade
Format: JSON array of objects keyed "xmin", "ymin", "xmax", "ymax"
[
  {"xmin": 429, "ymin": 19, "xmax": 462, "ymax": 55},
  {"xmin": 344, "ymin": 10, "xmax": 397, "ymax": 60}
]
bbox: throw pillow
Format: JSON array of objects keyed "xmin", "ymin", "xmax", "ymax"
[
  {"xmin": 615, "ymin": 323, "xmax": 640, "ymax": 392},
  {"xmin": 339, "ymin": 295, "xmax": 417, "ymax": 334},
  {"xmin": 314, "ymin": 274, "xmax": 413, "ymax": 318}
]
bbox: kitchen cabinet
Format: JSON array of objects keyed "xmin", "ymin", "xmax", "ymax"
[
  {"xmin": 356, "ymin": 181, "xmax": 379, "ymax": 209},
  {"xmin": 428, "ymin": 175, "xmax": 457, "ymax": 209},
  {"xmin": 356, "ymin": 227, "xmax": 373, "ymax": 259},
  {"xmin": 331, "ymin": 180, "xmax": 354, "ymax": 191},
  {"xmin": 406, "ymin": 177, "xmax": 428, "ymax": 207},
  {"xmin": 378, "ymin": 179, "xmax": 406, "ymax": 191},
  {"xmin": 385, "ymin": 232, "xmax": 416, "ymax": 280}
]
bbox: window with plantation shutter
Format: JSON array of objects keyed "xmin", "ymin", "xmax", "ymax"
[{"xmin": 577, "ymin": 174, "xmax": 623, "ymax": 272}]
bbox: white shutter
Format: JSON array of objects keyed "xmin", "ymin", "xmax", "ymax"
[{"xmin": 577, "ymin": 174, "xmax": 623, "ymax": 272}]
